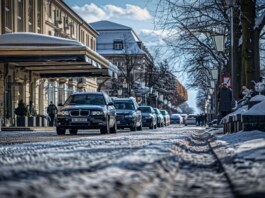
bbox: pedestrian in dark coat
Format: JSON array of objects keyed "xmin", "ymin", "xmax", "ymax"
[
  {"xmin": 218, "ymin": 83, "xmax": 232, "ymax": 118},
  {"xmin": 47, "ymin": 101, "xmax": 58, "ymax": 126}
]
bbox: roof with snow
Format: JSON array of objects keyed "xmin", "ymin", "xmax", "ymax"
[
  {"xmin": 90, "ymin": 20, "xmax": 131, "ymax": 31},
  {"xmin": 0, "ymin": 32, "xmax": 84, "ymax": 48},
  {"xmin": 90, "ymin": 21, "xmax": 152, "ymax": 58},
  {"xmin": 0, "ymin": 32, "xmax": 118, "ymax": 79}
]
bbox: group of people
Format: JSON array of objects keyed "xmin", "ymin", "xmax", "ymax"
[{"xmin": 195, "ymin": 114, "xmax": 207, "ymax": 126}]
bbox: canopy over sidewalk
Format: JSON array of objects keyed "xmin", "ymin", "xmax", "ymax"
[{"xmin": 0, "ymin": 33, "xmax": 118, "ymax": 78}]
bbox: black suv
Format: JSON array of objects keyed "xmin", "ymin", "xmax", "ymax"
[
  {"xmin": 56, "ymin": 92, "xmax": 117, "ymax": 135},
  {"xmin": 139, "ymin": 106, "xmax": 157, "ymax": 129},
  {"xmin": 112, "ymin": 97, "xmax": 142, "ymax": 131}
]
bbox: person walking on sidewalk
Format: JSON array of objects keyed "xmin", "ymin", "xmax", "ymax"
[
  {"xmin": 47, "ymin": 101, "xmax": 58, "ymax": 126},
  {"xmin": 218, "ymin": 83, "xmax": 232, "ymax": 118}
]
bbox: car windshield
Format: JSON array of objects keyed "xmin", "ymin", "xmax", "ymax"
[
  {"xmin": 154, "ymin": 108, "xmax": 160, "ymax": 114},
  {"xmin": 114, "ymin": 101, "xmax": 135, "ymax": 110},
  {"xmin": 139, "ymin": 107, "xmax": 151, "ymax": 113},
  {"xmin": 188, "ymin": 115, "xmax": 196, "ymax": 119},
  {"xmin": 64, "ymin": 94, "xmax": 106, "ymax": 106},
  {"xmin": 171, "ymin": 114, "xmax": 180, "ymax": 118},
  {"xmin": 160, "ymin": 110, "xmax": 166, "ymax": 115}
]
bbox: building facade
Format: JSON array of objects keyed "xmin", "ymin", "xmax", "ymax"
[
  {"xmin": 0, "ymin": 0, "xmax": 116, "ymax": 126},
  {"xmin": 90, "ymin": 20, "xmax": 153, "ymax": 98}
]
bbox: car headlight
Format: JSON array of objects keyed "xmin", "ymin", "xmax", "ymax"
[
  {"xmin": 125, "ymin": 113, "xmax": 136, "ymax": 118},
  {"xmin": 57, "ymin": 111, "xmax": 69, "ymax": 116},
  {"xmin": 91, "ymin": 111, "xmax": 104, "ymax": 115}
]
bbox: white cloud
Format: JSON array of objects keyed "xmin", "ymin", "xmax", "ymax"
[
  {"xmin": 120, "ymin": 4, "xmax": 152, "ymax": 21},
  {"xmin": 72, "ymin": 3, "xmax": 152, "ymax": 23},
  {"xmin": 72, "ymin": 3, "xmax": 106, "ymax": 23},
  {"xmin": 139, "ymin": 29, "xmax": 168, "ymax": 47},
  {"xmin": 104, "ymin": 4, "xmax": 125, "ymax": 16}
]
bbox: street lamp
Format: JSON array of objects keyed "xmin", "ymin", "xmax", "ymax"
[
  {"xmin": 212, "ymin": 33, "xmax": 224, "ymax": 52},
  {"xmin": 118, "ymin": 89, "xmax": 123, "ymax": 97},
  {"xmin": 225, "ymin": 0, "xmax": 236, "ymax": 100}
]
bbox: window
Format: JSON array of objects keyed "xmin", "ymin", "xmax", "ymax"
[
  {"xmin": 80, "ymin": 30, "xmax": 85, "ymax": 43},
  {"xmin": 90, "ymin": 37, "xmax": 93, "ymax": 49},
  {"xmin": 37, "ymin": 0, "xmax": 42, "ymax": 33},
  {"xmin": 64, "ymin": 94, "xmax": 106, "ymax": 106},
  {"xmin": 70, "ymin": 21, "xmax": 75, "ymax": 36},
  {"xmin": 4, "ymin": 0, "xmax": 12, "ymax": 31},
  {"xmin": 86, "ymin": 34, "xmax": 89, "ymax": 47},
  {"xmin": 17, "ymin": 0, "xmax": 24, "ymax": 32},
  {"xmin": 113, "ymin": 40, "xmax": 123, "ymax": 50},
  {"xmin": 28, "ymin": 0, "xmax": 34, "ymax": 32},
  {"xmin": 48, "ymin": 2, "xmax": 52, "ymax": 18},
  {"xmin": 64, "ymin": 16, "xmax": 69, "ymax": 32}
]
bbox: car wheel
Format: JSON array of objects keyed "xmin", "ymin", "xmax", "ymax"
[
  {"xmin": 130, "ymin": 123, "xmax": 137, "ymax": 131},
  {"xmin": 69, "ymin": 129, "xmax": 78, "ymax": 135},
  {"xmin": 56, "ymin": 127, "xmax": 66, "ymax": 135},
  {"xmin": 100, "ymin": 126, "xmax": 109, "ymax": 134},
  {"xmin": 149, "ymin": 122, "xmax": 154, "ymax": 129},
  {"xmin": 137, "ymin": 123, "xmax": 142, "ymax": 131},
  {"xmin": 154, "ymin": 124, "xmax": 157, "ymax": 129},
  {"xmin": 110, "ymin": 122, "xmax": 117, "ymax": 134}
]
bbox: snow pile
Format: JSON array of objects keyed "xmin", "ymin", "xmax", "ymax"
[
  {"xmin": 221, "ymin": 105, "xmax": 248, "ymax": 123},
  {"xmin": 242, "ymin": 99, "xmax": 265, "ymax": 116},
  {"xmin": 206, "ymin": 127, "xmax": 224, "ymax": 135},
  {"xmin": 217, "ymin": 130, "xmax": 265, "ymax": 160},
  {"xmin": 249, "ymin": 94, "xmax": 265, "ymax": 102},
  {"xmin": 0, "ymin": 32, "xmax": 83, "ymax": 46}
]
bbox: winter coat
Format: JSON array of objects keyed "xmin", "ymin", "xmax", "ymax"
[
  {"xmin": 47, "ymin": 104, "xmax": 58, "ymax": 115},
  {"xmin": 218, "ymin": 87, "xmax": 232, "ymax": 112}
]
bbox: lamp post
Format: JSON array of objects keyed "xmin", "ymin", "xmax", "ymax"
[
  {"xmin": 118, "ymin": 89, "xmax": 123, "ymax": 98},
  {"xmin": 225, "ymin": 0, "xmax": 236, "ymax": 100},
  {"xmin": 122, "ymin": 81, "xmax": 128, "ymax": 97},
  {"xmin": 211, "ymin": 31, "xmax": 225, "ymax": 119},
  {"xmin": 154, "ymin": 91, "xmax": 158, "ymax": 108}
]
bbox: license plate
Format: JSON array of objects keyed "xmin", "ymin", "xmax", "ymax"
[{"xmin": 72, "ymin": 118, "xmax": 87, "ymax": 122}]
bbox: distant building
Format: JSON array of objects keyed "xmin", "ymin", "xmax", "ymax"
[{"xmin": 90, "ymin": 20, "xmax": 153, "ymax": 97}]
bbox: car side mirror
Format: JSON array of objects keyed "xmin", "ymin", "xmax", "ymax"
[{"xmin": 108, "ymin": 101, "xmax": 114, "ymax": 106}]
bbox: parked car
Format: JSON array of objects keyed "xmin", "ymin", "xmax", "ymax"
[
  {"xmin": 56, "ymin": 92, "xmax": 117, "ymax": 135},
  {"xmin": 185, "ymin": 114, "xmax": 197, "ymax": 126},
  {"xmin": 170, "ymin": 114, "xmax": 183, "ymax": 124},
  {"xmin": 160, "ymin": 110, "xmax": 170, "ymax": 126},
  {"xmin": 139, "ymin": 106, "xmax": 157, "ymax": 129},
  {"xmin": 153, "ymin": 108, "xmax": 164, "ymax": 127},
  {"xmin": 112, "ymin": 97, "xmax": 142, "ymax": 131}
]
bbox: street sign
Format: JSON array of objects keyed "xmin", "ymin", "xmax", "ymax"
[{"xmin": 222, "ymin": 75, "xmax": 232, "ymax": 87}]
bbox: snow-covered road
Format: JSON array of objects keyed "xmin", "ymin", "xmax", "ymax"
[{"xmin": 0, "ymin": 126, "xmax": 264, "ymax": 198}]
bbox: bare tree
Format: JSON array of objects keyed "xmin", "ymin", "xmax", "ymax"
[{"xmin": 155, "ymin": 0, "xmax": 265, "ymax": 105}]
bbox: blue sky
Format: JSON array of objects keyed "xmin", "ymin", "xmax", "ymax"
[{"xmin": 65, "ymin": 0, "xmax": 198, "ymax": 112}]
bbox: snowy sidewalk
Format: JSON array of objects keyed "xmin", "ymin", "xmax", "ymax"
[{"xmin": 210, "ymin": 130, "xmax": 265, "ymax": 197}]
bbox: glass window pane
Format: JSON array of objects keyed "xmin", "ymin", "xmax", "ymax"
[
  {"xmin": 17, "ymin": 0, "xmax": 24, "ymax": 32},
  {"xmin": 37, "ymin": 0, "xmax": 42, "ymax": 33},
  {"xmin": 28, "ymin": 0, "xmax": 34, "ymax": 32}
]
